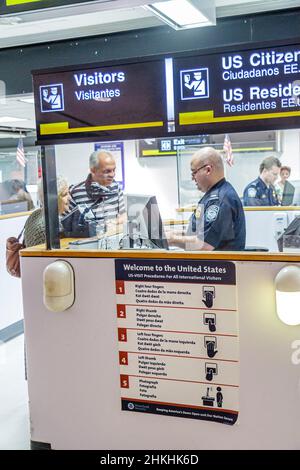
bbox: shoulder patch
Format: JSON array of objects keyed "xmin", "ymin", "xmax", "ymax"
[
  {"xmin": 208, "ymin": 193, "xmax": 219, "ymax": 201},
  {"xmin": 247, "ymin": 187, "xmax": 257, "ymax": 198},
  {"xmin": 205, "ymin": 204, "xmax": 219, "ymax": 223}
]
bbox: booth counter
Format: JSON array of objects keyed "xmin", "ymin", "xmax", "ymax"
[
  {"xmin": 22, "ymin": 35, "xmax": 300, "ymax": 450},
  {"xmin": 20, "ymin": 247, "xmax": 300, "ymax": 449},
  {"xmin": 177, "ymin": 206, "xmax": 300, "ymax": 252},
  {"xmin": 0, "ymin": 212, "xmax": 31, "ymax": 338},
  {"xmin": 244, "ymin": 206, "xmax": 300, "ymax": 252}
]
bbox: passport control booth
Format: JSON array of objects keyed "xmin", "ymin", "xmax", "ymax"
[{"xmin": 20, "ymin": 40, "xmax": 300, "ymax": 450}]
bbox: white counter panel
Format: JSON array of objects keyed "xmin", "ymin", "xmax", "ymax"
[
  {"xmin": 245, "ymin": 209, "xmax": 300, "ymax": 251},
  {"xmin": 21, "ymin": 255, "xmax": 300, "ymax": 449}
]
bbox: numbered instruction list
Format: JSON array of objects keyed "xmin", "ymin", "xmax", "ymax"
[{"xmin": 115, "ymin": 259, "xmax": 239, "ymax": 425}]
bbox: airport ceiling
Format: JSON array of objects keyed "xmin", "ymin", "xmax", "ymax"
[
  {"xmin": 0, "ymin": 0, "xmax": 300, "ymax": 49},
  {"xmin": 0, "ymin": 0, "xmax": 300, "ymax": 138}
]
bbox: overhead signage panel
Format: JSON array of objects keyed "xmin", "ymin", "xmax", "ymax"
[
  {"xmin": 174, "ymin": 44, "xmax": 300, "ymax": 134},
  {"xmin": 0, "ymin": 0, "xmax": 95, "ymax": 15},
  {"xmin": 32, "ymin": 42, "xmax": 300, "ymax": 144},
  {"xmin": 33, "ymin": 59, "xmax": 168, "ymax": 144}
]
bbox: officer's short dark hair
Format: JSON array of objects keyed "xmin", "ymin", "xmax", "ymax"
[{"xmin": 259, "ymin": 156, "xmax": 281, "ymax": 174}]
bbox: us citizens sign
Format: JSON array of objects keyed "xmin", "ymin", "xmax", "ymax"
[{"xmin": 174, "ymin": 44, "xmax": 300, "ymax": 134}]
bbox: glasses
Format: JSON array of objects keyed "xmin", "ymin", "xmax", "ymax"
[{"xmin": 191, "ymin": 164, "xmax": 210, "ymax": 178}]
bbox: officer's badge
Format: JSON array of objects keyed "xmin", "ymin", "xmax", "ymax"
[
  {"xmin": 206, "ymin": 204, "xmax": 219, "ymax": 222},
  {"xmin": 247, "ymin": 187, "xmax": 257, "ymax": 198},
  {"xmin": 195, "ymin": 207, "xmax": 202, "ymax": 219}
]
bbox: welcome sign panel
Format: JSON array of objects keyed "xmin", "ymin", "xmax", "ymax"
[{"xmin": 115, "ymin": 259, "xmax": 239, "ymax": 426}]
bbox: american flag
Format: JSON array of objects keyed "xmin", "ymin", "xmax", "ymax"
[
  {"xmin": 16, "ymin": 135, "xmax": 26, "ymax": 168},
  {"xmin": 223, "ymin": 134, "xmax": 234, "ymax": 167}
]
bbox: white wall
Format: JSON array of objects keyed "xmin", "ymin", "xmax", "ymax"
[
  {"xmin": 123, "ymin": 141, "xmax": 178, "ymax": 218},
  {"xmin": 225, "ymin": 152, "xmax": 266, "ymax": 198},
  {"xmin": 281, "ymin": 129, "xmax": 300, "ymax": 178},
  {"xmin": 0, "ymin": 215, "xmax": 27, "ymax": 331},
  {"xmin": 55, "ymin": 142, "xmax": 94, "ymax": 186}
]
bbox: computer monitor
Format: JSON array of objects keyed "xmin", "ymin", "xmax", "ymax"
[
  {"xmin": 126, "ymin": 194, "xmax": 169, "ymax": 250},
  {"xmin": 290, "ymin": 180, "xmax": 300, "ymax": 206},
  {"xmin": 281, "ymin": 181, "xmax": 295, "ymax": 206},
  {"xmin": 0, "ymin": 200, "xmax": 28, "ymax": 215}
]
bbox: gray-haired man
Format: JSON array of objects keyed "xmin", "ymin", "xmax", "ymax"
[{"xmin": 69, "ymin": 150, "xmax": 126, "ymax": 227}]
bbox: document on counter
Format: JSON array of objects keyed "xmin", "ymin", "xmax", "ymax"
[{"xmin": 115, "ymin": 259, "xmax": 239, "ymax": 425}]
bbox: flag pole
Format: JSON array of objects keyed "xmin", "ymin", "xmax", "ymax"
[{"xmin": 21, "ymin": 132, "xmax": 28, "ymax": 184}]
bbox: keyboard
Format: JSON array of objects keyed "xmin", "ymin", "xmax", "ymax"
[{"xmin": 68, "ymin": 233, "xmax": 122, "ymax": 250}]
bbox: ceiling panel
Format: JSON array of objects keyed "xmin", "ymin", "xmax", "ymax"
[{"xmin": 0, "ymin": 0, "xmax": 299, "ymax": 49}]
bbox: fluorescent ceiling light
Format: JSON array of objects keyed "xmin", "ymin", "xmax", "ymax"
[
  {"xmin": 0, "ymin": 132, "xmax": 23, "ymax": 139},
  {"xmin": 0, "ymin": 116, "xmax": 28, "ymax": 123},
  {"xmin": 18, "ymin": 97, "xmax": 35, "ymax": 104},
  {"xmin": 146, "ymin": 0, "xmax": 216, "ymax": 30}
]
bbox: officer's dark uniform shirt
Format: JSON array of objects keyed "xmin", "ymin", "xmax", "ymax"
[
  {"xmin": 243, "ymin": 177, "xmax": 279, "ymax": 206},
  {"xmin": 187, "ymin": 178, "xmax": 246, "ymax": 250}
]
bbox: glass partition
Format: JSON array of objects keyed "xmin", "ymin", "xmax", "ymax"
[
  {"xmin": 0, "ymin": 149, "xmax": 40, "ymax": 215},
  {"xmin": 22, "ymin": 126, "xmax": 300, "ymax": 253},
  {"xmin": 176, "ymin": 131, "xmax": 283, "ymax": 208},
  {"xmin": 176, "ymin": 129, "xmax": 300, "ymax": 253}
]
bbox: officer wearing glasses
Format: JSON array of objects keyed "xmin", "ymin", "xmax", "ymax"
[
  {"xmin": 243, "ymin": 156, "xmax": 281, "ymax": 206},
  {"xmin": 167, "ymin": 147, "xmax": 245, "ymax": 251}
]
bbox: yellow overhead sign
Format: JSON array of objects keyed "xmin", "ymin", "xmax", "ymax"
[{"xmin": 6, "ymin": 0, "xmax": 42, "ymax": 5}]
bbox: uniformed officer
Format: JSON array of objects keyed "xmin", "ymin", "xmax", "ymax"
[
  {"xmin": 243, "ymin": 156, "xmax": 281, "ymax": 206},
  {"xmin": 167, "ymin": 147, "xmax": 246, "ymax": 251}
]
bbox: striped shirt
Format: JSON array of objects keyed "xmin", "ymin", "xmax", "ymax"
[{"xmin": 69, "ymin": 176, "xmax": 125, "ymax": 223}]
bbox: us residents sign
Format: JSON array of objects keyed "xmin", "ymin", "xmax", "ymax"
[
  {"xmin": 174, "ymin": 43, "xmax": 300, "ymax": 134},
  {"xmin": 115, "ymin": 259, "xmax": 239, "ymax": 426}
]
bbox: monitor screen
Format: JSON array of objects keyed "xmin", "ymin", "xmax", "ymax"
[
  {"xmin": 126, "ymin": 194, "xmax": 169, "ymax": 250},
  {"xmin": 281, "ymin": 181, "xmax": 295, "ymax": 206},
  {"xmin": 290, "ymin": 180, "xmax": 300, "ymax": 206},
  {"xmin": 0, "ymin": 200, "xmax": 28, "ymax": 215}
]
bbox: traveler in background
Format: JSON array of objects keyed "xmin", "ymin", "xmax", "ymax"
[
  {"xmin": 243, "ymin": 156, "xmax": 281, "ymax": 206},
  {"xmin": 6, "ymin": 179, "xmax": 34, "ymax": 210}
]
